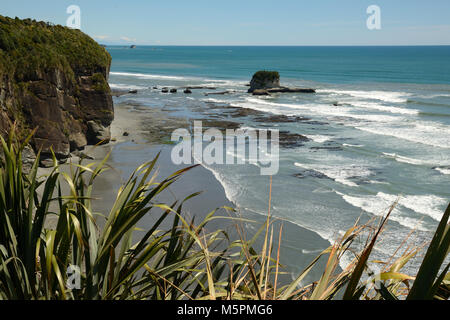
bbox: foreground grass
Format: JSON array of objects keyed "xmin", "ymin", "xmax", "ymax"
[{"xmin": 0, "ymin": 130, "xmax": 449, "ymax": 300}]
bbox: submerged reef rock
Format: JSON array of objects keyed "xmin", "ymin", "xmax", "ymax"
[{"xmin": 0, "ymin": 15, "xmax": 114, "ymax": 163}]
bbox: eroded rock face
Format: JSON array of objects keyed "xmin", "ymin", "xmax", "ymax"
[
  {"xmin": 14, "ymin": 69, "xmax": 114, "ymax": 159},
  {"xmin": 0, "ymin": 16, "xmax": 114, "ymax": 163}
]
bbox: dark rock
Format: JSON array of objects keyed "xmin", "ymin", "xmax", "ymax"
[
  {"xmin": 162, "ymin": 88, "xmax": 169, "ymax": 93},
  {"xmin": 71, "ymin": 150, "xmax": 94, "ymax": 160},
  {"xmin": 205, "ymin": 91, "xmax": 231, "ymax": 96},
  {"xmin": 128, "ymin": 89, "xmax": 138, "ymax": 94},
  {"xmin": 22, "ymin": 145, "xmax": 36, "ymax": 173},
  {"xmin": 310, "ymin": 146, "xmax": 343, "ymax": 151},
  {"xmin": 229, "ymin": 108, "xmax": 265, "ymax": 118},
  {"xmin": 87, "ymin": 121, "xmax": 111, "ymax": 145},
  {"xmin": 184, "ymin": 86, "xmax": 217, "ymax": 90},
  {"xmin": 123, "ymin": 131, "xmax": 129, "ymax": 136},
  {"xmin": 279, "ymin": 131, "xmax": 310, "ymax": 148},
  {"xmin": 252, "ymin": 89, "xmax": 270, "ymax": 96},
  {"xmin": 130, "ymin": 45, "xmax": 136, "ymax": 49},
  {"xmin": 111, "ymin": 90, "xmax": 129, "ymax": 97},
  {"xmin": 40, "ymin": 158, "xmax": 56, "ymax": 168},
  {"xmin": 69, "ymin": 132, "xmax": 88, "ymax": 150},
  {"xmin": 200, "ymin": 120, "xmax": 240, "ymax": 130},
  {"xmin": 170, "ymin": 88, "xmax": 177, "ymax": 93},
  {"xmin": 267, "ymin": 87, "xmax": 316, "ymax": 94},
  {"xmin": 254, "ymin": 114, "xmax": 311, "ymax": 123},
  {"xmin": 292, "ymin": 170, "xmax": 330, "ymax": 180},
  {"xmin": 184, "ymin": 89, "xmax": 192, "ymax": 94}
]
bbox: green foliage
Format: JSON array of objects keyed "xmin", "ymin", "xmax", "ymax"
[
  {"xmin": 0, "ymin": 129, "xmax": 229, "ymax": 300},
  {"xmin": 0, "ymin": 15, "xmax": 111, "ymax": 82},
  {"xmin": 92, "ymin": 73, "xmax": 109, "ymax": 93},
  {"xmin": 251, "ymin": 71, "xmax": 280, "ymax": 83}
]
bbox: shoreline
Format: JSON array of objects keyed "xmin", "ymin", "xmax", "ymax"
[
  {"xmin": 85, "ymin": 102, "xmax": 331, "ymax": 282},
  {"xmin": 37, "ymin": 99, "xmax": 333, "ymax": 283}
]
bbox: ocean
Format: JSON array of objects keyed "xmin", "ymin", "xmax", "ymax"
[{"xmin": 106, "ymin": 46, "xmax": 450, "ymax": 273}]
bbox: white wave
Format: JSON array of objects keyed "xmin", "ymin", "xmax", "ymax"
[
  {"xmin": 238, "ymin": 101, "xmax": 285, "ymax": 116},
  {"xmin": 193, "ymin": 154, "xmax": 238, "ymax": 204},
  {"xmin": 383, "ymin": 153, "xmax": 450, "ymax": 168},
  {"xmin": 435, "ymin": 167, "xmax": 450, "ymax": 175},
  {"xmin": 202, "ymin": 79, "xmax": 248, "ymax": 88},
  {"xmin": 306, "ymin": 135, "xmax": 332, "ymax": 143},
  {"xmin": 368, "ymin": 180, "xmax": 389, "ymax": 185},
  {"xmin": 378, "ymin": 192, "xmax": 448, "ymax": 222},
  {"xmin": 301, "ymin": 249, "xmax": 323, "ymax": 254},
  {"xmin": 336, "ymin": 192, "xmax": 428, "ymax": 231},
  {"xmin": 351, "ymin": 101, "xmax": 419, "ymax": 115},
  {"xmin": 340, "ymin": 191, "xmax": 448, "ymax": 224},
  {"xmin": 422, "ymin": 93, "xmax": 450, "ymax": 99},
  {"xmin": 318, "ymin": 89, "xmax": 411, "ymax": 103},
  {"xmin": 294, "ymin": 162, "xmax": 373, "ymax": 187},
  {"xmin": 357, "ymin": 125, "xmax": 450, "ymax": 149},
  {"xmin": 343, "ymin": 143, "xmax": 364, "ymax": 148},
  {"xmin": 382, "ymin": 153, "xmax": 428, "ymax": 166},
  {"xmin": 244, "ymin": 97, "xmax": 399, "ymax": 122},
  {"xmin": 202, "ymin": 98, "xmax": 229, "ymax": 104},
  {"xmin": 109, "ymin": 83, "xmax": 148, "ymax": 90},
  {"xmin": 110, "ymin": 71, "xmax": 188, "ymax": 81}
]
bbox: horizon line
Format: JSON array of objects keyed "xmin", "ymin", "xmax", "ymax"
[{"xmin": 100, "ymin": 44, "xmax": 450, "ymax": 47}]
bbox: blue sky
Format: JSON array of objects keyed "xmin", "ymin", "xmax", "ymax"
[{"xmin": 2, "ymin": 0, "xmax": 450, "ymax": 45}]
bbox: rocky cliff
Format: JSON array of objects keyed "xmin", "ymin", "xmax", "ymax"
[{"xmin": 0, "ymin": 16, "xmax": 113, "ymax": 163}]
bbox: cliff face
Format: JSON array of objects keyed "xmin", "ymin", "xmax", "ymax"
[{"xmin": 0, "ymin": 16, "xmax": 113, "ymax": 162}]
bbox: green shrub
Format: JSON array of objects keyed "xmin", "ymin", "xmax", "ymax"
[
  {"xmin": 252, "ymin": 71, "xmax": 280, "ymax": 83},
  {"xmin": 0, "ymin": 15, "xmax": 111, "ymax": 80},
  {"xmin": 92, "ymin": 73, "xmax": 109, "ymax": 93}
]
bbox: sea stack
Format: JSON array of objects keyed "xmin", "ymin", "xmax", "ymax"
[
  {"xmin": 248, "ymin": 70, "xmax": 316, "ymax": 94},
  {"xmin": 248, "ymin": 71, "xmax": 280, "ymax": 93},
  {"xmin": 0, "ymin": 16, "xmax": 114, "ymax": 165}
]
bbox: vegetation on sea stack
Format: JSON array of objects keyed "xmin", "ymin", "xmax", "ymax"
[{"xmin": 251, "ymin": 71, "xmax": 280, "ymax": 85}]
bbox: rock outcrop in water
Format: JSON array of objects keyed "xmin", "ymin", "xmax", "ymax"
[
  {"xmin": 248, "ymin": 70, "xmax": 316, "ymax": 94},
  {"xmin": 0, "ymin": 16, "xmax": 113, "ymax": 164},
  {"xmin": 248, "ymin": 71, "xmax": 280, "ymax": 93}
]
